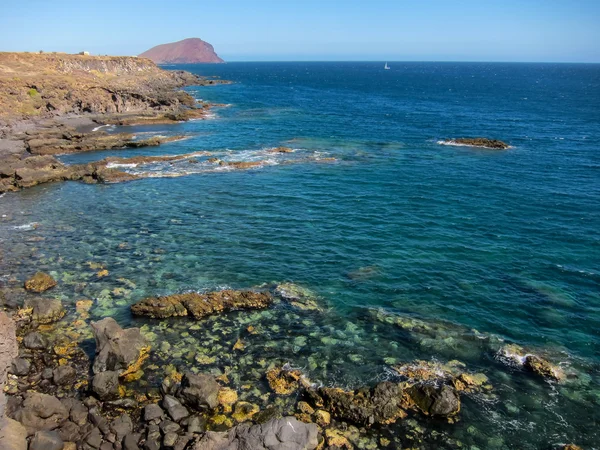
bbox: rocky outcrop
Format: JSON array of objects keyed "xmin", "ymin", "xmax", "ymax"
[
  {"xmin": 194, "ymin": 417, "xmax": 318, "ymax": 450},
  {"xmin": 13, "ymin": 392, "xmax": 69, "ymax": 436},
  {"xmin": 179, "ymin": 372, "xmax": 220, "ymax": 410},
  {"xmin": 131, "ymin": 290, "xmax": 273, "ymax": 320},
  {"xmin": 139, "ymin": 38, "xmax": 225, "ymax": 64},
  {"xmin": 407, "ymin": 384, "xmax": 460, "ymax": 417},
  {"xmin": 23, "ymin": 298, "xmax": 65, "ymax": 324},
  {"xmin": 307, "ymin": 382, "xmax": 407, "ymax": 427},
  {"xmin": 90, "ymin": 317, "xmax": 149, "ymax": 376},
  {"xmin": 497, "ymin": 344, "xmax": 564, "ymax": 381},
  {"xmin": 24, "ymin": 272, "xmax": 57, "ymax": 293},
  {"xmin": 439, "ymin": 138, "xmax": 509, "ymax": 149},
  {"xmin": 0, "ymin": 312, "xmax": 26, "ymax": 450}
]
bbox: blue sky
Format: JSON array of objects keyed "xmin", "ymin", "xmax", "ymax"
[{"xmin": 1, "ymin": 0, "xmax": 599, "ymax": 62}]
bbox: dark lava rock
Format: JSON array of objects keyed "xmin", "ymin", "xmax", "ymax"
[
  {"xmin": 159, "ymin": 420, "xmax": 180, "ymax": 434},
  {"xmin": 10, "ymin": 357, "xmax": 31, "ymax": 376},
  {"xmin": 144, "ymin": 404, "xmax": 164, "ymax": 421},
  {"xmin": 445, "ymin": 137, "xmax": 509, "ymax": 149},
  {"xmin": 53, "ymin": 364, "xmax": 76, "ymax": 385},
  {"xmin": 162, "ymin": 395, "xmax": 189, "ymax": 422},
  {"xmin": 61, "ymin": 397, "xmax": 88, "ymax": 426},
  {"xmin": 92, "ymin": 371, "xmax": 120, "ymax": 400},
  {"xmin": 315, "ymin": 381, "xmax": 405, "ymax": 427},
  {"xmin": 163, "ymin": 432, "xmax": 178, "ymax": 448},
  {"xmin": 110, "ymin": 414, "xmax": 133, "ymax": 442},
  {"xmin": 91, "ymin": 317, "xmax": 148, "ymax": 375},
  {"xmin": 253, "ymin": 406, "xmax": 282, "ymax": 425},
  {"xmin": 58, "ymin": 420, "xmax": 81, "ymax": 442},
  {"xmin": 196, "ymin": 416, "xmax": 318, "ymax": 450},
  {"xmin": 24, "ymin": 298, "xmax": 65, "ymax": 324},
  {"xmin": 42, "ymin": 368, "xmax": 54, "ymax": 380},
  {"xmin": 408, "ymin": 383, "xmax": 461, "ymax": 417},
  {"xmin": 86, "ymin": 426, "xmax": 103, "ymax": 449},
  {"xmin": 179, "ymin": 372, "xmax": 219, "ymax": 409},
  {"xmin": 29, "ymin": 430, "xmax": 64, "ymax": 450},
  {"xmin": 186, "ymin": 415, "xmax": 206, "ymax": 433},
  {"xmin": 145, "ymin": 424, "xmax": 161, "ymax": 450},
  {"xmin": 88, "ymin": 407, "xmax": 111, "ymax": 435},
  {"xmin": 24, "ymin": 272, "xmax": 57, "ymax": 293},
  {"xmin": 13, "ymin": 392, "xmax": 69, "ymax": 435},
  {"xmin": 173, "ymin": 433, "xmax": 193, "ymax": 450},
  {"xmin": 23, "ymin": 332, "xmax": 48, "ymax": 350},
  {"xmin": 123, "ymin": 434, "xmax": 141, "ymax": 450}
]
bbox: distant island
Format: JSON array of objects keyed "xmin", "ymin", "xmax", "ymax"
[{"xmin": 139, "ymin": 37, "xmax": 225, "ymax": 64}]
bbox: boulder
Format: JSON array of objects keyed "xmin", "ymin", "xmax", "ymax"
[
  {"xmin": 0, "ymin": 417, "xmax": 28, "ymax": 450},
  {"xmin": 110, "ymin": 413, "xmax": 133, "ymax": 442},
  {"xmin": 57, "ymin": 420, "xmax": 80, "ymax": 442},
  {"xmin": 23, "ymin": 332, "xmax": 48, "ymax": 350},
  {"xmin": 123, "ymin": 434, "xmax": 141, "ymax": 450},
  {"xmin": 29, "ymin": 430, "xmax": 64, "ymax": 450},
  {"xmin": 60, "ymin": 398, "xmax": 87, "ymax": 426},
  {"xmin": 407, "ymin": 383, "xmax": 460, "ymax": 417},
  {"xmin": 131, "ymin": 290, "xmax": 272, "ymax": 320},
  {"xmin": 162, "ymin": 395, "xmax": 189, "ymax": 422},
  {"xmin": 13, "ymin": 392, "xmax": 69, "ymax": 435},
  {"xmin": 179, "ymin": 372, "xmax": 220, "ymax": 409},
  {"xmin": 194, "ymin": 416, "xmax": 318, "ymax": 450},
  {"xmin": 144, "ymin": 404, "xmax": 164, "ymax": 422},
  {"xmin": 24, "ymin": 272, "xmax": 57, "ymax": 293},
  {"xmin": 53, "ymin": 364, "xmax": 77, "ymax": 385},
  {"xmin": 315, "ymin": 381, "xmax": 406, "ymax": 426},
  {"xmin": 90, "ymin": 318, "xmax": 149, "ymax": 375},
  {"xmin": 24, "ymin": 298, "xmax": 65, "ymax": 324},
  {"xmin": 92, "ymin": 371, "xmax": 120, "ymax": 400},
  {"xmin": 10, "ymin": 358, "xmax": 31, "ymax": 376}
]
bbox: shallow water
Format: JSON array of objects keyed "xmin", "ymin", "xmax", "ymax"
[{"xmin": 2, "ymin": 62, "xmax": 600, "ymax": 448}]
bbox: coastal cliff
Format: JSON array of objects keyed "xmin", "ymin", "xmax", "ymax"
[
  {"xmin": 0, "ymin": 52, "xmax": 208, "ymax": 122},
  {"xmin": 139, "ymin": 38, "xmax": 225, "ymax": 64}
]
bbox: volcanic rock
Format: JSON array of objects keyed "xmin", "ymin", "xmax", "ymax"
[
  {"xmin": 24, "ymin": 298, "xmax": 65, "ymax": 324},
  {"xmin": 90, "ymin": 317, "xmax": 149, "ymax": 375},
  {"xmin": 131, "ymin": 290, "xmax": 272, "ymax": 320},
  {"xmin": 24, "ymin": 272, "xmax": 57, "ymax": 293}
]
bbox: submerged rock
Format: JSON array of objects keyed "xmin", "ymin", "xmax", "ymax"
[
  {"xmin": 310, "ymin": 382, "xmax": 407, "ymax": 427},
  {"xmin": 90, "ymin": 317, "xmax": 150, "ymax": 376},
  {"xmin": 266, "ymin": 366, "xmax": 311, "ymax": 395},
  {"xmin": 273, "ymin": 283, "xmax": 322, "ymax": 311},
  {"xmin": 131, "ymin": 290, "xmax": 273, "ymax": 320},
  {"xmin": 24, "ymin": 272, "xmax": 57, "ymax": 293},
  {"xmin": 194, "ymin": 416, "xmax": 318, "ymax": 450}
]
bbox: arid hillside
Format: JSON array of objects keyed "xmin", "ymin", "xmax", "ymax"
[{"xmin": 0, "ymin": 52, "xmax": 206, "ymax": 121}]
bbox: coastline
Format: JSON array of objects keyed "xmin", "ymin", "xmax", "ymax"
[{"xmin": 0, "ymin": 57, "xmax": 589, "ymax": 450}]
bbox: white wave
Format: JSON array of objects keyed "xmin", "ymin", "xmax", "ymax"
[
  {"xmin": 13, "ymin": 222, "xmax": 39, "ymax": 231},
  {"xmin": 106, "ymin": 162, "xmax": 138, "ymax": 169},
  {"xmin": 438, "ymin": 140, "xmax": 513, "ymax": 149},
  {"xmin": 92, "ymin": 124, "xmax": 111, "ymax": 132}
]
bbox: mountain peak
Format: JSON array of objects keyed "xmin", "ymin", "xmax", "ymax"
[{"xmin": 139, "ymin": 38, "xmax": 224, "ymax": 64}]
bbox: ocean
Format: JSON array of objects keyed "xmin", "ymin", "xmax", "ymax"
[{"xmin": 2, "ymin": 62, "xmax": 599, "ymax": 448}]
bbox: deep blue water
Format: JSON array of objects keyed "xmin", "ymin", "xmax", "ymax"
[{"xmin": 2, "ymin": 62, "xmax": 600, "ymax": 448}]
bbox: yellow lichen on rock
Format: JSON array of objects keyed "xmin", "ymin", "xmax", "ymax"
[
  {"xmin": 97, "ymin": 269, "xmax": 109, "ymax": 278},
  {"xmin": 266, "ymin": 366, "xmax": 310, "ymax": 395},
  {"xmin": 325, "ymin": 429, "xmax": 353, "ymax": 449},
  {"xmin": 120, "ymin": 345, "xmax": 150, "ymax": 378},
  {"xmin": 218, "ymin": 387, "xmax": 238, "ymax": 407},
  {"xmin": 232, "ymin": 402, "xmax": 259, "ymax": 422},
  {"xmin": 233, "ymin": 338, "xmax": 245, "ymax": 351}
]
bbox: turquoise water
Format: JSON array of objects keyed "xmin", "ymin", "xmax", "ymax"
[{"xmin": 2, "ymin": 62, "xmax": 600, "ymax": 448}]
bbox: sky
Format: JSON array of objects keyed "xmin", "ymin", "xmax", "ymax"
[{"xmin": 1, "ymin": 0, "xmax": 599, "ymax": 62}]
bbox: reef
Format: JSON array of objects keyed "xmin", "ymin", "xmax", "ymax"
[
  {"xmin": 439, "ymin": 138, "xmax": 510, "ymax": 149},
  {"xmin": 131, "ymin": 290, "xmax": 273, "ymax": 320}
]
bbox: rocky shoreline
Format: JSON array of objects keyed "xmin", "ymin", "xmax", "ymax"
[
  {"xmin": 0, "ymin": 52, "xmax": 230, "ymax": 195},
  {"xmin": 0, "ymin": 269, "xmax": 584, "ymax": 450}
]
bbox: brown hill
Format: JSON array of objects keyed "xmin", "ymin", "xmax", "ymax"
[{"xmin": 139, "ymin": 38, "xmax": 224, "ymax": 64}]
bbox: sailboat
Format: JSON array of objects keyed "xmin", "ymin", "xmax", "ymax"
[{"xmin": 384, "ymin": 62, "xmax": 390, "ymax": 70}]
